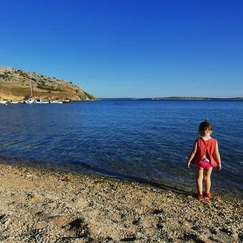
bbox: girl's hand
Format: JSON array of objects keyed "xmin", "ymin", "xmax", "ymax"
[
  {"xmin": 217, "ymin": 163, "xmax": 222, "ymax": 170},
  {"xmin": 187, "ymin": 161, "xmax": 191, "ymax": 169}
]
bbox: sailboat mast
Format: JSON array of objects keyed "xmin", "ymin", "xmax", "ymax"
[{"xmin": 29, "ymin": 79, "xmax": 33, "ymax": 98}]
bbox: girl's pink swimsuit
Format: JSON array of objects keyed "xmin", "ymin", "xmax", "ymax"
[{"xmin": 198, "ymin": 159, "xmax": 212, "ymax": 170}]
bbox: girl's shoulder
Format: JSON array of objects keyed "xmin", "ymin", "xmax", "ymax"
[
  {"xmin": 198, "ymin": 136, "xmax": 217, "ymax": 141},
  {"xmin": 209, "ymin": 137, "xmax": 217, "ymax": 143},
  {"xmin": 197, "ymin": 136, "xmax": 208, "ymax": 141},
  {"xmin": 196, "ymin": 137, "xmax": 217, "ymax": 146}
]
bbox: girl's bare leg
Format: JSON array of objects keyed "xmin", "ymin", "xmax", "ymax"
[
  {"xmin": 196, "ymin": 166, "xmax": 204, "ymax": 195},
  {"xmin": 204, "ymin": 167, "xmax": 213, "ymax": 194}
]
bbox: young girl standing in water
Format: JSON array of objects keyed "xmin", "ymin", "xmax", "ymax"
[{"xmin": 187, "ymin": 120, "xmax": 222, "ymax": 199}]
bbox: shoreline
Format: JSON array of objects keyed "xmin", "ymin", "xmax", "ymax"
[
  {"xmin": 0, "ymin": 162, "xmax": 242, "ymax": 242},
  {"xmin": 1, "ymin": 155, "xmax": 242, "ymax": 201}
]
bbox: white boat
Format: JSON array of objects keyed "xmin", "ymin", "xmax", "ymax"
[
  {"xmin": 10, "ymin": 101, "xmax": 20, "ymax": 104},
  {"xmin": 0, "ymin": 100, "xmax": 8, "ymax": 104},
  {"xmin": 50, "ymin": 100, "xmax": 63, "ymax": 104},
  {"xmin": 24, "ymin": 99, "xmax": 35, "ymax": 104},
  {"xmin": 35, "ymin": 98, "xmax": 49, "ymax": 104}
]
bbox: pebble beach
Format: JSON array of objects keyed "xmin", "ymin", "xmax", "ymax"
[{"xmin": 0, "ymin": 162, "xmax": 242, "ymax": 243}]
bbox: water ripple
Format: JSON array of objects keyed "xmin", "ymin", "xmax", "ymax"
[{"xmin": 0, "ymin": 100, "xmax": 243, "ymax": 195}]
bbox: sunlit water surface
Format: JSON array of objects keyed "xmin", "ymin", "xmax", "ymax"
[{"xmin": 0, "ymin": 100, "xmax": 242, "ymax": 197}]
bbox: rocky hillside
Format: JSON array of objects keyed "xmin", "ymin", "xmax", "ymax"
[{"xmin": 0, "ymin": 66, "xmax": 96, "ymax": 101}]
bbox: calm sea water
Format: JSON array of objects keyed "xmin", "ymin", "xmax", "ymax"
[{"xmin": 0, "ymin": 100, "xmax": 242, "ymax": 197}]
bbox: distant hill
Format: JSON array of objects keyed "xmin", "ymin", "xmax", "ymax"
[
  {"xmin": 100, "ymin": 97, "xmax": 243, "ymax": 101},
  {"xmin": 0, "ymin": 66, "xmax": 96, "ymax": 101}
]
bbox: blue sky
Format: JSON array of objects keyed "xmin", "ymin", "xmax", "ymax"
[{"xmin": 1, "ymin": 0, "xmax": 243, "ymax": 98}]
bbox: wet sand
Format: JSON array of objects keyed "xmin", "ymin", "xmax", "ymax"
[{"xmin": 0, "ymin": 163, "xmax": 242, "ymax": 242}]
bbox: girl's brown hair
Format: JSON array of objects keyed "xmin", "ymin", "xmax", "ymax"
[{"xmin": 198, "ymin": 119, "xmax": 212, "ymax": 133}]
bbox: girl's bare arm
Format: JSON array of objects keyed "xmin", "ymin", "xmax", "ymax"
[
  {"xmin": 215, "ymin": 141, "xmax": 222, "ymax": 170},
  {"xmin": 187, "ymin": 141, "xmax": 197, "ymax": 168}
]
